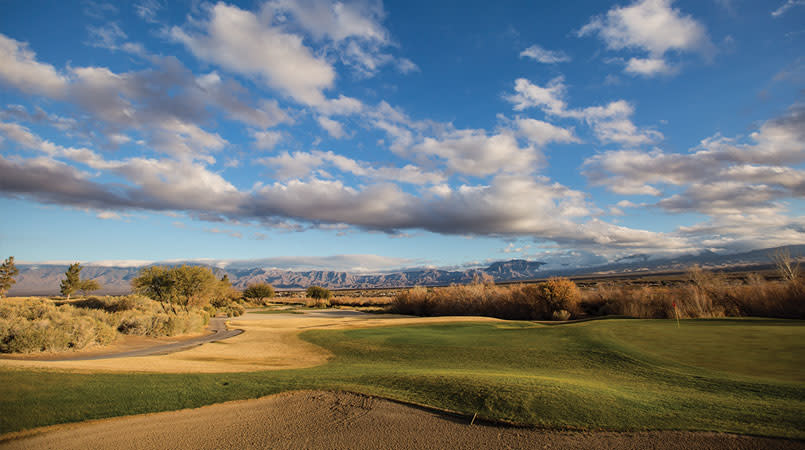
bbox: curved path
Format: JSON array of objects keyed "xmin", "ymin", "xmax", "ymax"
[
  {"xmin": 47, "ymin": 317, "xmax": 243, "ymax": 361},
  {"xmin": 1, "ymin": 391, "xmax": 800, "ymax": 450}
]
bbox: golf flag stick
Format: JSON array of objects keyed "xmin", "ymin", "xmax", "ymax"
[{"xmin": 673, "ymin": 301, "xmax": 680, "ymax": 328}]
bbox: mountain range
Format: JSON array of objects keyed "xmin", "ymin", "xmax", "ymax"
[{"xmin": 7, "ymin": 245, "xmax": 803, "ymax": 296}]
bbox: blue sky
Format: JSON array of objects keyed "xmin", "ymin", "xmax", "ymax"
[{"xmin": 0, "ymin": 0, "xmax": 803, "ymax": 272}]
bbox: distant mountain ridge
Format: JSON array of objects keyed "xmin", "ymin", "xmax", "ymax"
[{"xmin": 7, "ymin": 245, "xmax": 803, "ymax": 296}]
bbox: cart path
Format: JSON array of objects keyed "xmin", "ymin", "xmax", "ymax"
[{"xmin": 45, "ymin": 317, "xmax": 243, "ymax": 361}]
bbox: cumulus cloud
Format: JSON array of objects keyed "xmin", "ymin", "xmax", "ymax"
[
  {"xmin": 0, "ymin": 34, "xmax": 68, "ymax": 97},
  {"xmin": 624, "ymin": 57, "xmax": 675, "ymax": 76},
  {"xmin": 317, "ymin": 116, "xmax": 346, "ymax": 138},
  {"xmin": 259, "ymin": 150, "xmax": 446, "ymax": 185},
  {"xmin": 0, "ymin": 36, "xmax": 290, "ymax": 157},
  {"xmin": 409, "ymin": 129, "xmax": 542, "ymax": 177},
  {"xmin": 266, "ymin": 0, "xmax": 414, "ymax": 77},
  {"xmin": 514, "ymin": 118, "xmax": 579, "ymax": 146},
  {"xmin": 520, "ymin": 44, "xmax": 571, "ymax": 64},
  {"xmin": 506, "ymin": 77, "xmax": 662, "ymax": 146},
  {"xmin": 171, "ymin": 2, "xmax": 335, "ymax": 106},
  {"xmin": 578, "ymin": 0, "xmax": 712, "ymax": 77},
  {"xmin": 583, "ymin": 105, "xmax": 805, "ymax": 208},
  {"xmin": 252, "ymin": 130, "xmax": 283, "ymax": 150}
]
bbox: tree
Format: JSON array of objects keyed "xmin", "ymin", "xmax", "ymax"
[
  {"xmin": 772, "ymin": 248, "xmax": 800, "ymax": 282},
  {"xmin": 131, "ymin": 265, "xmax": 219, "ymax": 313},
  {"xmin": 306, "ymin": 285, "xmax": 332, "ymax": 300},
  {"xmin": 243, "ymin": 283, "xmax": 275, "ymax": 304},
  {"xmin": 60, "ymin": 263, "xmax": 82, "ymax": 299},
  {"xmin": 0, "ymin": 256, "xmax": 19, "ymax": 298},
  {"xmin": 79, "ymin": 279, "xmax": 101, "ymax": 295},
  {"xmin": 59, "ymin": 263, "xmax": 102, "ymax": 299}
]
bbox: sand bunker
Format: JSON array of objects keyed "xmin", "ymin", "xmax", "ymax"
[
  {"xmin": 0, "ymin": 311, "xmax": 499, "ymax": 373},
  {"xmin": 1, "ymin": 390, "xmax": 799, "ymax": 450}
]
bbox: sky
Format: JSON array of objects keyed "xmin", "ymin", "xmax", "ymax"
[{"xmin": 0, "ymin": 0, "xmax": 803, "ymax": 273}]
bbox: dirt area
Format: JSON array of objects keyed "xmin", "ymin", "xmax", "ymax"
[
  {"xmin": 1, "ymin": 390, "xmax": 801, "ymax": 450},
  {"xmin": 0, "ymin": 311, "xmax": 500, "ymax": 373}
]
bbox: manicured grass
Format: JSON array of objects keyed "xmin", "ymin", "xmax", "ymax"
[{"xmin": 1, "ymin": 319, "xmax": 803, "ymax": 438}]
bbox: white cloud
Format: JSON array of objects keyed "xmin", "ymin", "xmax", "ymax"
[
  {"xmin": 410, "ymin": 129, "xmax": 542, "ymax": 177},
  {"xmin": 260, "ymin": 150, "xmax": 446, "ymax": 185},
  {"xmin": 134, "ymin": 0, "xmax": 163, "ymax": 23},
  {"xmin": 772, "ymin": 0, "xmax": 805, "ymax": 17},
  {"xmin": 0, "ymin": 34, "xmax": 68, "ymax": 98},
  {"xmin": 170, "ymin": 2, "xmax": 335, "ymax": 106},
  {"xmin": 97, "ymin": 211, "xmax": 122, "ymax": 220},
  {"xmin": 583, "ymin": 106, "xmax": 805, "ymax": 217},
  {"xmin": 266, "ymin": 0, "xmax": 414, "ymax": 77},
  {"xmin": 578, "ymin": 0, "xmax": 712, "ymax": 77},
  {"xmin": 624, "ymin": 57, "xmax": 675, "ymax": 76},
  {"xmin": 507, "ymin": 76, "xmax": 567, "ymax": 114},
  {"xmin": 506, "ymin": 77, "xmax": 662, "ymax": 146},
  {"xmin": 514, "ymin": 118, "xmax": 579, "ymax": 146},
  {"xmin": 317, "ymin": 116, "xmax": 346, "ymax": 138},
  {"xmin": 252, "ymin": 130, "xmax": 283, "ymax": 150},
  {"xmin": 520, "ymin": 45, "xmax": 571, "ymax": 64}
]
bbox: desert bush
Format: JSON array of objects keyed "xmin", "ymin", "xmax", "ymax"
[
  {"xmin": 305, "ymin": 297, "xmax": 331, "ymax": 308},
  {"xmin": 552, "ymin": 310, "xmax": 571, "ymax": 321},
  {"xmin": 0, "ymin": 295, "xmax": 209, "ymax": 353},
  {"xmin": 243, "ymin": 283, "xmax": 275, "ymax": 304},
  {"xmin": 0, "ymin": 299, "xmax": 116, "ymax": 353},
  {"xmin": 391, "ymin": 280, "xmax": 580, "ymax": 320},
  {"xmin": 70, "ymin": 295, "xmax": 149, "ymax": 313},
  {"xmin": 540, "ymin": 278, "xmax": 581, "ymax": 315},
  {"xmin": 393, "ymin": 270, "xmax": 804, "ymax": 321},
  {"xmin": 223, "ymin": 303, "xmax": 245, "ymax": 317},
  {"xmin": 328, "ymin": 296, "xmax": 395, "ymax": 307},
  {"xmin": 306, "ymin": 286, "xmax": 333, "ymax": 300}
]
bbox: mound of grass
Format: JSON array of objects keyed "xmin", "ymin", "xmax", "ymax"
[{"xmin": 0, "ymin": 319, "xmax": 803, "ymax": 438}]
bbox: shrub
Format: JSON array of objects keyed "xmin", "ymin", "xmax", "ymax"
[
  {"xmin": 540, "ymin": 278, "xmax": 581, "ymax": 317},
  {"xmin": 306, "ymin": 286, "xmax": 332, "ymax": 300},
  {"xmin": 0, "ymin": 296, "xmax": 209, "ymax": 353},
  {"xmin": 391, "ymin": 280, "xmax": 581, "ymax": 321},
  {"xmin": 243, "ymin": 283, "xmax": 275, "ymax": 304},
  {"xmin": 552, "ymin": 310, "xmax": 571, "ymax": 321},
  {"xmin": 306, "ymin": 297, "xmax": 331, "ymax": 308}
]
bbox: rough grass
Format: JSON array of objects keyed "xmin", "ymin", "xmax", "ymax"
[
  {"xmin": 392, "ymin": 278, "xmax": 582, "ymax": 320},
  {"xmin": 392, "ymin": 272, "xmax": 805, "ymax": 321},
  {"xmin": 0, "ymin": 319, "xmax": 802, "ymax": 438},
  {"xmin": 0, "ymin": 297, "xmax": 209, "ymax": 353}
]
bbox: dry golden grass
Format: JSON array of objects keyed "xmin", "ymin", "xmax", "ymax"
[
  {"xmin": 392, "ymin": 271, "xmax": 805, "ymax": 320},
  {"xmin": 0, "ymin": 311, "xmax": 500, "ymax": 373}
]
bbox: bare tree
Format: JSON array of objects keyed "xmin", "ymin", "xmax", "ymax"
[{"xmin": 771, "ymin": 248, "xmax": 800, "ymax": 282}]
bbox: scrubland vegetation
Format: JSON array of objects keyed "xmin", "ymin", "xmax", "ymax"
[
  {"xmin": 0, "ymin": 264, "xmax": 250, "ymax": 354},
  {"xmin": 392, "ymin": 268, "xmax": 805, "ymax": 320},
  {"xmin": 0, "ymin": 296, "xmax": 209, "ymax": 353}
]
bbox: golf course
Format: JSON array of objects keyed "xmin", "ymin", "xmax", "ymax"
[{"xmin": 1, "ymin": 309, "xmax": 803, "ymax": 447}]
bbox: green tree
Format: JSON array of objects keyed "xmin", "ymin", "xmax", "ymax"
[
  {"xmin": 0, "ymin": 256, "xmax": 20, "ymax": 298},
  {"xmin": 79, "ymin": 279, "xmax": 101, "ymax": 295},
  {"xmin": 131, "ymin": 265, "xmax": 219, "ymax": 313},
  {"xmin": 60, "ymin": 263, "xmax": 82, "ymax": 299},
  {"xmin": 58, "ymin": 263, "xmax": 102, "ymax": 299},
  {"xmin": 306, "ymin": 285, "xmax": 332, "ymax": 300},
  {"xmin": 243, "ymin": 283, "xmax": 275, "ymax": 304}
]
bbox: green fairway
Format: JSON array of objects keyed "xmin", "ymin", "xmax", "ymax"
[{"xmin": 1, "ymin": 318, "xmax": 803, "ymax": 438}]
